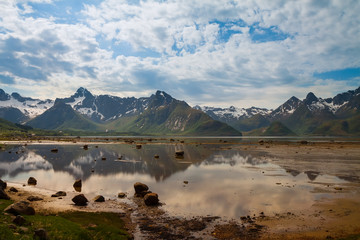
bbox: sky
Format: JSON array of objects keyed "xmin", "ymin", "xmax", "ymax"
[{"xmin": 0, "ymin": 0, "xmax": 359, "ymax": 109}]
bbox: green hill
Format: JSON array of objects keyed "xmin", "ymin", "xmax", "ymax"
[
  {"xmin": 27, "ymin": 102, "xmax": 103, "ymax": 131},
  {"xmin": 262, "ymin": 121, "xmax": 297, "ymax": 136}
]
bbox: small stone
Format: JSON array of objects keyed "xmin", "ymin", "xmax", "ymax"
[
  {"xmin": 94, "ymin": 195, "xmax": 105, "ymax": 202},
  {"xmin": 175, "ymin": 150, "xmax": 184, "ymax": 157},
  {"xmin": 50, "ymin": 148, "xmax": 58, "ymax": 153},
  {"xmin": 27, "ymin": 196, "xmax": 43, "ymax": 202},
  {"xmin": 154, "ymin": 155, "xmax": 160, "ymax": 158},
  {"xmin": 136, "ymin": 144, "xmax": 142, "ymax": 149},
  {"xmin": 118, "ymin": 192, "xmax": 127, "ymax": 198},
  {"xmin": 183, "ymin": 181, "xmax": 189, "ymax": 184},
  {"xmin": 27, "ymin": 177, "xmax": 37, "ymax": 185},
  {"xmin": 51, "ymin": 191, "xmax": 66, "ymax": 197},
  {"xmin": 83, "ymin": 145, "xmax": 88, "ymax": 150},
  {"xmin": 9, "ymin": 187, "xmax": 18, "ymax": 192}
]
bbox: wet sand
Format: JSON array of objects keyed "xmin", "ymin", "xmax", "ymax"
[{"xmin": 2, "ymin": 139, "xmax": 360, "ymax": 239}]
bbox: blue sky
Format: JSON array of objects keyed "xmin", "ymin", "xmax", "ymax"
[{"xmin": 0, "ymin": 0, "xmax": 359, "ymax": 108}]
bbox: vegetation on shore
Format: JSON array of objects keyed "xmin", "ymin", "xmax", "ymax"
[{"xmin": 0, "ymin": 199, "xmax": 131, "ymax": 240}]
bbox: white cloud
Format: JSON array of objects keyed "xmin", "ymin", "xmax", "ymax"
[{"xmin": 0, "ymin": 0, "xmax": 359, "ymax": 108}]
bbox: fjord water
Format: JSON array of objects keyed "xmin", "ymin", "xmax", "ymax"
[{"xmin": 0, "ymin": 141, "xmax": 354, "ymax": 218}]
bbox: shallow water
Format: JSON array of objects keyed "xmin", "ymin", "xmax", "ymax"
[{"xmin": 0, "ymin": 142, "xmax": 357, "ymax": 218}]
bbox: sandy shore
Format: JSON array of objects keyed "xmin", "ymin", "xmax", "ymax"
[{"xmin": 2, "ymin": 140, "xmax": 360, "ymax": 239}]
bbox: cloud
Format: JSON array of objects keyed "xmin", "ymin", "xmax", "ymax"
[{"xmin": 0, "ymin": 0, "xmax": 359, "ymax": 108}]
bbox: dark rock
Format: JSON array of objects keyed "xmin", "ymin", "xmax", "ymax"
[
  {"xmin": 27, "ymin": 196, "xmax": 43, "ymax": 201},
  {"xmin": 94, "ymin": 195, "xmax": 105, "ymax": 202},
  {"xmin": 27, "ymin": 177, "xmax": 37, "ymax": 185},
  {"xmin": 144, "ymin": 193, "xmax": 159, "ymax": 206},
  {"xmin": 5, "ymin": 201, "xmax": 35, "ymax": 215},
  {"xmin": 34, "ymin": 228, "xmax": 48, "ymax": 240},
  {"xmin": 0, "ymin": 189, "xmax": 10, "ymax": 200},
  {"xmin": 50, "ymin": 148, "xmax": 58, "ymax": 153},
  {"xmin": 300, "ymin": 140, "xmax": 308, "ymax": 144},
  {"xmin": 72, "ymin": 194, "xmax": 88, "ymax": 206},
  {"xmin": 9, "ymin": 187, "xmax": 18, "ymax": 192},
  {"xmin": 101, "ymin": 157, "xmax": 106, "ymax": 160},
  {"xmin": 13, "ymin": 215, "xmax": 26, "ymax": 226},
  {"xmin": 136, "ymin": 144, "xmax": 142, "ymax": 149},
  {"xmin": 51, "ymin": 191, "xmax": 66, "ymax": 197},
  {"xmin": 134, "ymin": 182, "xmax": 149, "ymax": 194},
  {"xmin": 118, "ymin": 192, "xmax": 126, "ymax": 198},
  {"xmin": 0, "ymin": 179, "xmax": 6, "ymax": 190},
  {"xmin": 73, "ymin": 179, "xmax": 82, "ymax": 189},
  {"xmin": 175, "ymin": 150, "xmax": 184, "ymax": 157},
  {"xmin": 154, "ymin": 154, "xmax": 160, "ymax": 158},
  {"xmin": 258, "ymin": 139, "xmax": 264, "ymax": 145},
  {"xmin": 83, "ymin": 145, "xmax": 88, "ymax": 150}
]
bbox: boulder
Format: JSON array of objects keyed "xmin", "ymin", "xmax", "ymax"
[
  {"xmin": 144, "ymin": 193, "xmax": 159, "ymax": 206},
  {"xmin": 13, "ymin": 215, "xmax": 26, "ymax": 226},
  {"xmin": 27, "ymin": 196, "xmax": 43, "ymax": 202},
  {"xmin": 94, "ymin": 195, "xmax": 105, "ymax": 202},
  {"xmin": 51, "ymin": 191, "xmax": 66, "ymax": 197},
  {"xmin": 73, "ymin": 179, "xmax": 82, "ymax": 192},
  {"xmin": 9, "ymin": 187, "xmax": 18, "ymax": 192},
  {"xmin": 136, "ymin": 144, "xmax": 142, "ymax": 149},
  {"xmin": 0, "ymin": 189, "xmax": 10, "ymax": 200},
  {"xmin": 28, "ymin": 177, "xmax": 37, "ymax": 185},
  {"xmin": 72, "ymin": 194, "xmax": 88, "ymax": 206},
  {"xmin": 134, "ymin": 182, "xmax": 150, "ymax": 197},
  {"xmin": 0, "ymin": 179, "xmax": 6, "ymax": 190},
  {"xmin": 5, "ymin": 201, "xmax": 35, "ymax": 215},
  {"xmin": 34, "ymin": 228, "xmax": 48, "ymax": 240}
]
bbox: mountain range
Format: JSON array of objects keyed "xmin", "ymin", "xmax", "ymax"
[
  {"xmin": 0, "ymin": 88, "xmax": 240, "ymax": 136},
  {"xmin": 0, "ymin": 86, "xmax": 359, "ymax": 136},
  {"xmin": 196, "ymin": 86, "xmax": 360, "ymax": 136}
]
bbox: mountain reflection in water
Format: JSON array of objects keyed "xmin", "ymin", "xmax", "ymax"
[{"xmin": 0, "ymin": 143, "xmax": 353, "ymax": 218}]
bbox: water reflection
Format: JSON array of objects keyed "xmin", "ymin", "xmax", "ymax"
[{"xmin": 0, "ymin": 143, "xmax": 357, "ymax": 218}]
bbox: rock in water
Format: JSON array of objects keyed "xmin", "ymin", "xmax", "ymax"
[
  {"xmin": 51, "ymin": 191, "xmax": 67, "ymax": 197},
  {"xmin": 134, "ymin": 182, "xmax": 150, "ymax": 197},
  {"xmin": 118, "ymin": 192, "xmax": 127, "ymax": 198},
  {"xmin": 94, "ymin": 195, "xmax": 105, "ymax": 202},
  {"xmin": 0, "ymin": 179, "xmax": 7, "ymax": 190},
  {"xmin": 9, "ymin": 187, "xmax": 18, "ymax": 192},
  {"xmin": 28, "ymin": 177, "xmax": 37, "ymax": 185},
  {"xmin": 175, "ymin": 150, "xmax": 184, "ymax": 158},
  {"xmin": 72, "ymin": 194, "xmax": 88, "ymax": 206},
  {"xmin": 5, "ymin": 201, "xmax": 35, "ymax": 215},
  {"xmin": 73, "ymin": 179, "xmax": 82, "ymax": 192},
  {"xmin": 144, "ymin": 193, "xmax": 159, "ymax": 206},
  {"xmin": 0, "ymin": 189, "xmax": 10, "ymax": 200},
  {"xmin": 27, "ymin": 196, "xmax": 43, "ymax": 202}
]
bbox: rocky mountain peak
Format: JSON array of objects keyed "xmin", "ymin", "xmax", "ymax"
[
  {"xmin": 0, "ymin": 89, "xmax": 10, "ymax": 101},
  {"xmin": 304, "ymin": 92, "xmax": 318, "ymax": 105},
  {"xmin": 74, "ymin": 87, "xmax": 93, "ymax": 98}
]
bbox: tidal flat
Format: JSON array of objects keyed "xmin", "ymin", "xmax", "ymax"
[{"xmin": 1, "ymin": 137, "xmax": 360, "ymax": 239}]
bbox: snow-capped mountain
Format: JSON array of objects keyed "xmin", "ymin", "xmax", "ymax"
[
  {"xmin": 195, "ymin": 86, "xmax": 360, "ymax": 134},
  {"xmin": 194, "ymin": 105, "xmax": 271, "ymax": 121},
  {"xmin": 0, "ymin": 89, "xmax": 53, "ymax": 122}
]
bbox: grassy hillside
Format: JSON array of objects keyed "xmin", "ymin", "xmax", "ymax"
[
  {"xmin": 112, "ymin": 101, "xmax": 241, "ymax": 136},
  {"xmin": 27, "ymin": 102, "xmax": 103, "ymax": 132},
  {"xmin": 313, "ymin": 114, "xmax": 360, "ymax": 136},
  {"xmin": 262, "ymin": 121, "xmax": 297, "ymax": 136}
]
